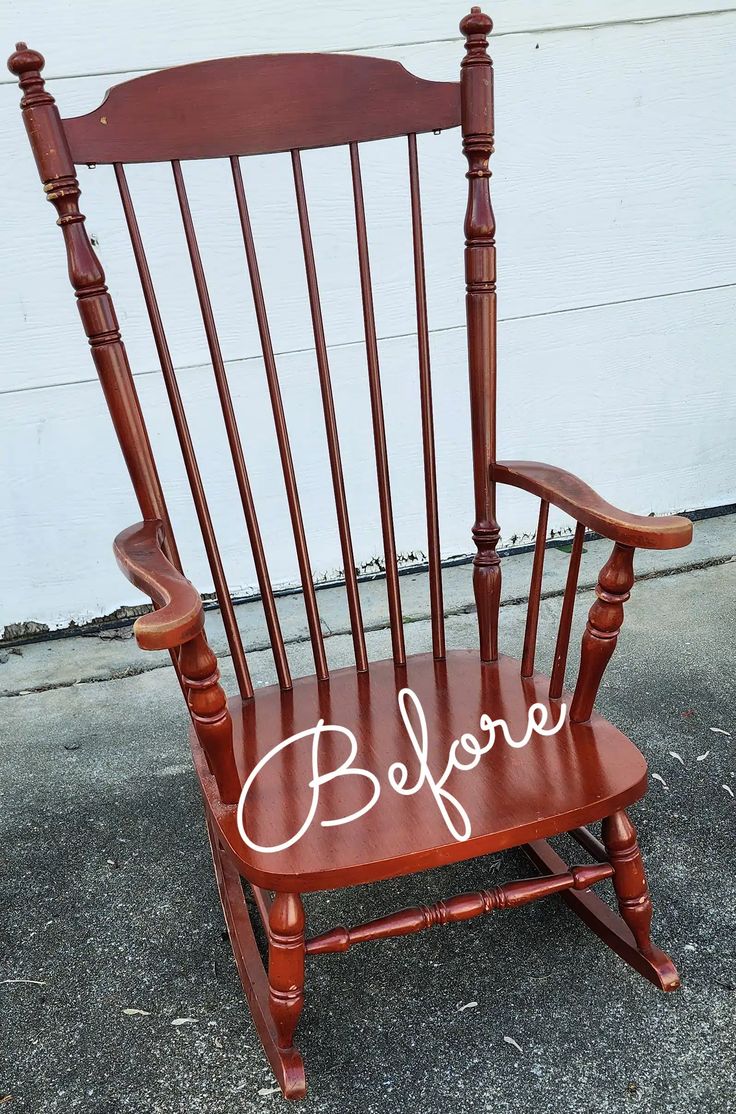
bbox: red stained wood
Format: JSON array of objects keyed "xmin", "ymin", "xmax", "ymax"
[
  {"xmin": 231, "ymin": 156, "xmax": 327, "ymax": 683},
  {"xmin": 114, "ymin": 164, "xmax": 252, "ymax": 698},
  {"xmin": 570, "ymin": 825, "xmax": 608, "ymax": 862},
  {"xmin": 521, "ymin": 499, "xmax": 549, "ymax": 677},
  {"xmin": 268, "ymin": 893, "xmax": 306, "ymax": 1051},
  {"xmin": 350, "ymin": 141, "xmax": 405, "ymax": 665},
  {"xmin": 523, "ymin": 838, "xmax": 680, "ymax": 991},
  {"xmin": 408, "ymin": 133, "xmax": 445, "ymax": 660},
  {"xmin": 305, "ymin": 862, "xmax": 614, "ymax": 954},
  {"xmin": 461, "ymin": 11, "xmax": 501, "ymax": 664},
  {"xmin": 61, "ymin": 54, "xmax": 460, "ymax": 165},
  {"xmin": 180, "ymin": 631, "xmax": 241, "ymax": 805},
  {"xmin": 571, "ymin": 542, "xmax": 635, "ymax": 723},
  {"xmin": 9, "ymin": 10, "xmax": 690, "ymax": 1096},
  {"xmin": 114, "ymin": 520, "xmax": 203, "ymax": 651},
  {"xmin": 172, "ymin": 159, "xmax": 283, "ymax": 696},
  {"xmin": 495, "ymin": 461, "xmax": 693, "ymax": 549},
  {"xmin": 206, "ymin": 814, "xmax": 306, "ymax": 1098},
  {"xmin": 549, "ymin": 521, "xmax": 586, "ymax": 700},
  {"xmin": 6, "ymin": 46, "xmax": 179, "ymax": 570},
  {"xmin": 197, "ymin": 650, "xmax": 648, "ymax": 892},
  {"xmin": 291, "ymin": 149, "xmax": 368, "ymax": 673}
]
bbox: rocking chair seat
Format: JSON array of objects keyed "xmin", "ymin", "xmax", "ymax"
[{"xmin": 195, "ymin": 650, "xmax": 648, "ymax": 892}]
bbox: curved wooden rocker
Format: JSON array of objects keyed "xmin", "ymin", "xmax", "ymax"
[{"xmin": 10, "ymin": 7, "xmax": 691, "ymax": 1100}]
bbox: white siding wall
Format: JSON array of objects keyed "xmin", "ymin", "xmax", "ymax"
[{"xmin": 2, "ymin": 1, "xmax": 735, "ymax": 632}]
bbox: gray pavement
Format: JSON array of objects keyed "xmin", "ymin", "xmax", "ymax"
[{"xmin": 1, "ymin": 517, "xmax": 735, "ymax": 1113}]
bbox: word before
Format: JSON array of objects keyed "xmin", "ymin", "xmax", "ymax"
[{"xmin": 236, "ymin": 688, "xmax": 567, "ymax": 853}]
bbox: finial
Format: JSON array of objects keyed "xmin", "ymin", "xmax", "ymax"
[
  {"xmin": 460, "ymin": 7, "xmax": 493, "ymax": 38},
  {"xmin": 7, "ymin": 42, "xmax": 45, "ymax": 78}
]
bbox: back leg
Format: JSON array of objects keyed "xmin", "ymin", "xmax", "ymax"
[{"xmin": 523, "ymin": 823, "xmax": 680, "ymax": 991}]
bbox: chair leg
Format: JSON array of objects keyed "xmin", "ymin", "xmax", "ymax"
[
  {"xmin": 268, "ymin": 892, "xmax": 306, "ymax": 1051},
  {"xmin": 601, "ymin": 809, "xmax": 656, "ymax": 958},
  {"xmin": 204, "ymin": 813, "xmax": 306, "ymax": 1098},
  {"xmin": 523, "ymin": 828, "xmax": 680, "ymax": 991}
]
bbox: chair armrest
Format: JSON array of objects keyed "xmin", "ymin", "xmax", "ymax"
[
  {"xmin": 493, "ymin": 461, "xmax": 692, "ymax": 550},
  {"xmin": 113, "ymin": 520, "xmax": 204, "ymax": 651}
]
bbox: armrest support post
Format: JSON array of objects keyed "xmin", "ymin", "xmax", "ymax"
[
  {"xmin": 114, "ymin": 519, "xmax": 241, "ymax": 805},
  {"xmin": 570, "ymin": 543, "xmax": 635, "ymax": 723},
  {"xmin": 472, "ymin": 521, "xmax": 502, "ymax": 662},
  {"xmin": 179, "ymin": 632, "xmax": 240, "ymax": 806}
]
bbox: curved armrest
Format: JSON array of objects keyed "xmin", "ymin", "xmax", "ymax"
[
  {"xmin": 113, "ymin": 520, "xmax": 204, "ymax": 651},
  {"xmin": 493, "ymin": 461, "xmax": 692, "ymax": 550}
]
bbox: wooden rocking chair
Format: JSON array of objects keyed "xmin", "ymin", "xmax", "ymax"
[{"xmin": 9, "ymin": 8, "xmax": 693, "ymax": 1099}]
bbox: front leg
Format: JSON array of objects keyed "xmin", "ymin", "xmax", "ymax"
[
  {"xmin": 602, "ymin": 810, "xmax": 655, "ymax": 958},
  {"xmin": 268, "ymin": 892, "xmax": 306, "ymax": 1051},
  {"xmin": 571, "ymin": 542, "xmax": 635, "ymax": 723}
]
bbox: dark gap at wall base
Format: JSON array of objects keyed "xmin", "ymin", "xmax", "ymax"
[{"xmin": 2, "ymin": 501, "xmax": 734, "ymax": 648}]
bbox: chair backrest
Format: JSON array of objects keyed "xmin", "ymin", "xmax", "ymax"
[{"xmin": 8, "ymin": 8, "xmax": 498, "ymax": 700}]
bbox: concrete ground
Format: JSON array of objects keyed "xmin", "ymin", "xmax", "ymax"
[{"xmin": 2, "ymin": 517, "xmax": 735, "ymax": 1113}]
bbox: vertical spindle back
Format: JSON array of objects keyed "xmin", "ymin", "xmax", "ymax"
[{"xmin": 8, "ymin": 14, "xmax": 500, "ymax": 698}]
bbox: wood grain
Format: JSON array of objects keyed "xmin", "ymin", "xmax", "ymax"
[
  {"xmin": 63, "ymin": 54, "xmax": 459, "ymax": 164},
  {"xmin": 494, "ymin": 462, "xmax": 693, "ymax": 549},
  {"xmin": 4, "ymin": 16, "xmax": 736, "ymax": 396},
  {"xmin": 197, "ymin": 650, "xmax": 649, "ymax": 892},
  {"xmin": 113, "ymin": 519, "xmax": 203, "ymax": 649}
]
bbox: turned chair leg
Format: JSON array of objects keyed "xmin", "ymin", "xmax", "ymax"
[
  {"xmin": 268, "ymin": 892, "xmax": 306, "ymax": 1051},
  {"xmin": 601, "ymin": 809, "xmax": 655, "ymax": 958}
]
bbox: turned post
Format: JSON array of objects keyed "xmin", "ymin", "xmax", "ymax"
[
  {"xmin": 571, "ymin": 542, "xmax": 635, "ymax": 722},
  {"xmin": 268, "ymin": 892, "xmax": 306, "ymax": 1051},
  {"xmin": 7, "ymin": 44, "xmax": 178, "ymax": 567},
  {"xmin": 460, "ymin": 9, "xmax": 501, "ymax": 662},
  {"xmin": 602, "ymin": 810, "xmax": 655, "ymax": 957},
  {"xmin": 179, "ymin": 632, "xmax": 240, "ymax": 805}
]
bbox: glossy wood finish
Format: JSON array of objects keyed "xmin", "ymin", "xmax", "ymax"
[
  {"xmin": 305, "ymin": 863, "xmax": 614, "ymax": 954},
  {"xmin": 195, "ymin": 650, "xmax": 648, "ymax": 892},
  {"xmin": 180, "ymin": 631, "xmax": 241, "ymax": 805},
  {"xmin": 114, "ymin": 164, "xmax": 252, "ymax": 695},
  {"xmin": 7, "ymin": 46, "xmax": 179, "ymax": 570},
  {"xmin": 602, "ymin": 809, "xmax": 656, "ymax": 957},
  {"xmin": 230, "ymin": 155, "xmax": 327, "ymax": 683},
  {"xmin": 571, "ymin": 542, "xmax": 635, "ymax": 723},
  {"xmin": 113, "ymin": 520, "xmax": 203, "ymax": 650},
  {"xmin": 408, "ymin": 132, "xmax": 445, "ymax": 661},
  {"xmin": 521, "ymin": 500, "xmax": 549, "ymax": 678},
  {"xmin": 549, "ymin": 522, "xmax": 586, "ymax": 700},
  {"xmin": 10, "ymin": 10, "xmax": 690, "ymax": 1098},
  {"xmin": 172, "ymin": 158, "xmax": 281, "ymax": 698},
  {"xmin": 115, "ymin": 520, "xmax": 240, "ymax": 802},
  {"xmin": 523, "ymin": 838, "xmax": 680, "ymax": 991},
  {"xmin": 494, "ymin": 461, "xmax": 693, "ymax": 549},
  {"xmin": 205, "ymin": 813, "xmax": 306, "ymax": 1098},
  {"xmin": 350, "ymin": 141, "xmax": 405, "ymax": 665},
  {"xmin": 570, "ymin": 825, "xmax": 608, "ymax": 863},
  {"xmin": 62, "ymin": 54, "xmax": 461, "ymax": 164},
  {"xmin": 461, "ymin": 9, "xmax": 502, "ymax": 664},
  {"xmin": 291, "ymin": 149, "xmax": 368, "ymax": 673},
  {"xmin": 268, "ymin": 893, "xmax": 306, "ymax": 1052}
]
